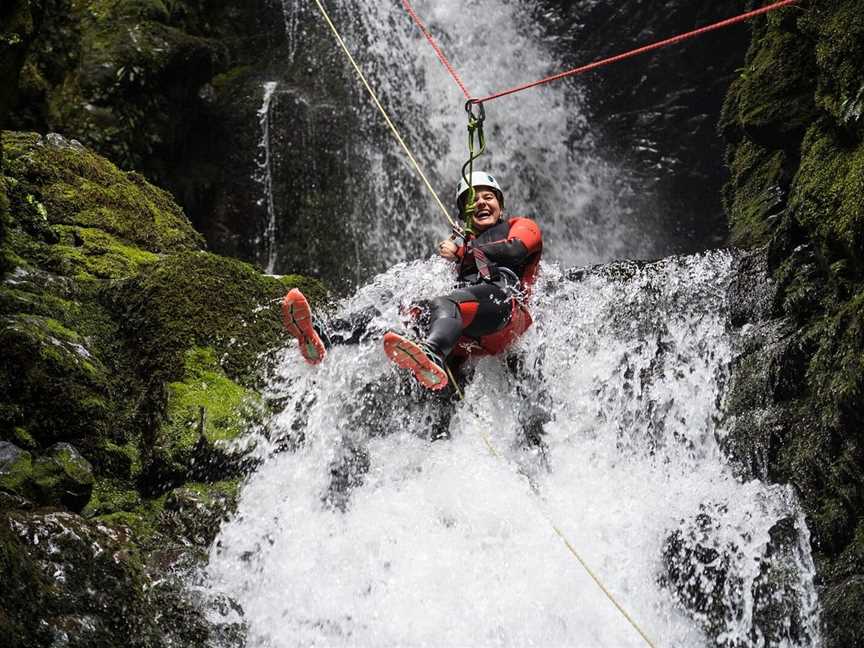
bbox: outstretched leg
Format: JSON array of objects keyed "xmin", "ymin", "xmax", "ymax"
[
  {"xmin": 385, "ymin": 283, "xmax": 513, "ymax": 390},
  {"xmin": 282, "ymin": 290, "xmax": 383, "ymax": 365}
]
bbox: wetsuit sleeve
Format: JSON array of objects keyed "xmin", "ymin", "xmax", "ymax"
[{"xmin": 472, "ymin": 218, "xmax": 542, "ymax": 266}]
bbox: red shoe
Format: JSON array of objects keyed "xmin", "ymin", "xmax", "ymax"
[
  {"xmin": 282, "ymin": 289, "xmax": 326, "ymax": 365},
  {"xmin": 383, "ymin": 332, "xmax": 448, "ymax": 391}
]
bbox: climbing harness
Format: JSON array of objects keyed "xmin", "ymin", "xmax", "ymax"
[{"xmin": 404, "ymin": 0, "xmax": 799, "ymax": 105}]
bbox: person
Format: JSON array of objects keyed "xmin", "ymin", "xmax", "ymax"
[{"xmin": 282, "ymin": 171, "xmax": 543, "ymax": 392}]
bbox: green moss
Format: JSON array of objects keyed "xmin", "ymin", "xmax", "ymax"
[
  {"xmin": 51, "ymin": 225, "xmax": 160, "ymax": 280},
  {"xmin": 83, "ymin": 478, "xmax": 143, "ymax": 517},
  {"xmin": 0, "ymin": 448, "xmax": 33, "ymax": 496},
  {"xmin": 47, "ymin": 444, "xmax": 95, "ymax": 486},
  {"xmin": 0, "ymin": 313, "xmax": 109, "ymax": 447},
  {"xmin": 279, "ymin": 274, "xmax": 329, "ymax": 307},
  {"xmin": 3, "ymin": 131, "xmax": 204, "ymax": 256},
  {"xmin": 789, "ymin": 126, "xmax": 864, "ymax": 268},
  {"xmin": 114, "ymin": 251, "xmax": 318, "ymax": 385},
  {"xmin": 96, "ymin": 493, "xmax": 168, "ymax": 546},
  {"xmin": 722, "ymin": 10, "xmax": 818, "ymax": 141},
  {"xmin": 802, "ymin": 1, "xmax": 864, "ymax": 128},
  {"xmin": 11, "ymin": 427, "xmax": 36, "ymax": 450},
  {"xmin": 807, "ymin": 289, "xmax": 864, "ymax": 429},
  {"xmin": 0, "ymin": 284, "xmax": 78, "ymax": 324},
  {"xmin": 163, "ymin": 346, "xmax": 258, "ymax": 452},
  {"xmin": 724, "ymin": 140, "xmax": 787, "ymax": 247}
]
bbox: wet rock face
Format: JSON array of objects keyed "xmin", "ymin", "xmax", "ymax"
[
  {"xmin": 537, "ymin": 0, "xmax": 750, "ymax": 253},
  {"xmin": 661, "ymin": 501, "xmax": 816, "ymax": 647},
  {"xmin": 194, "ymin": 74, "xmax": 363, "ymax": 286},
  {"xmin": 0, "ymin": 131, "xmax": 327, "ymax": 644},
  {"xmin": 0, "ymin": 509, "xmax": 232, "ymax": 648},
  {"xmin": 0, "ymin": 510, "xmax": 155, "ymax": 647},
  {"xmin": 719, "ymin": 2, "xmax": 864, "ymax": 645},
  {"xmin": 7, "ymin": 0, "xmax": 365, "ymax": 285}
]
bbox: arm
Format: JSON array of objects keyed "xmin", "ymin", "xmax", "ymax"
[{"xmin": 472, "ymin": 218, "xmax": 542, "ymax": 267}]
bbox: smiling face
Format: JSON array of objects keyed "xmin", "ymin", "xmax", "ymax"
[{"xmin": 471, "ymin": 186, "xmax": 502, "ymax": 232}]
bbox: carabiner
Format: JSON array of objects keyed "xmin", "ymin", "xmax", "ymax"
[{"xmin": 465, "ymin": 99, "xmax": 485, "ymax": 124}]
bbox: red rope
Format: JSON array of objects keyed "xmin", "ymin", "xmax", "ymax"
[
  {"xmin": 402, "ymin": 0, "xmax": 799, "ymax": 105},
  {"xmin": 401, "ymin": 0, "xmax": 472, "ymax": 100}
]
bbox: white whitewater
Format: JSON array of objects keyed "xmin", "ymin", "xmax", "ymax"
[
  {"xmin": 206, "ymin": 251, "xmax": 821, "ymax": 647},
  {"xmin": 254, "ymin": 81, "xmax": 279, "ymax": 275}
]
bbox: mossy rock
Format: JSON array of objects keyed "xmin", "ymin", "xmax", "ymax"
[
  {"xmin": 3, "ymin": 130, "xmax": 204, "ymax": 267},
  {"xmin": 149, "ymin": 346, "xmax": 262, "ymax": 484},
  {"xmin": 0, "ymin": 509, "xmax": 161, "ymax": 647},
  {"xmin": 32, "ymin": 442, "xmax": 95, "ymax": 511},
  {"xmin": 113, "ymin": 250, "xmax": 326, "ymax": 385},
  {"xmin": 788, "ymin": 125, "xmax": 864, "ymax": 271},
  {"xmin": 0, "ymin": 441, "xmax": 33, "ymax": 501},
  {"xmin": 0, "ymin": 441, "xmax": 95, "ymax": 511},
  {"xmin": 720, "ymin": 7, "xmax": 818, "ymax": 146},
  {"xmin": 0, "ymin": 508, "xmax": 54, "ymax": 647},
  {"xmin": 801, "ymin": 0, "xmax": 864, "ymax": 130},
  {"xmin": 723, "ymin": 139, "xmax": 789, "ymax": 248},
  {"xmin": 0, "ymin": 312, "xmax": 109, "ymax": 447}
]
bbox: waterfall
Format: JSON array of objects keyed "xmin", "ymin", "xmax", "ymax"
[
  {"xmin": 255, "ymin": 81, "xmax": 279, "ymax": 274},
  {"xmin": 205, "ymin": 252, "xmax": 821, "ymax": 647},
  {"xmin": 280, "ymin": 0, "xmax": 303, "ymax": 64},
  {"xmin": 209, "ymin": 3, "xmax": 823, "ymax": 645},
  {"xmin": 272, "ymin": 0, "xmax": 661, "ymax": 276}
]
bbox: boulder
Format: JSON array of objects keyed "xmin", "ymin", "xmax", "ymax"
[
  {"xmin": 0, "ymin": 440, "xmax": 33, "ymax": 501},
  {"xmin": 660, "ymin": 501, "xmax": 817, "ymax": 647},
  {"xmin": 31, "ymin": 442, "xmax": 94, "ymax": 511},
  {"xmin": 0, "ymin": 441, "xmax": 94, "ymax": 511}
]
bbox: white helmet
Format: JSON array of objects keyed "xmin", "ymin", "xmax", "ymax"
[{"xmin": 456, "ymin": 171, "xmax": 504, "ymax": 210}]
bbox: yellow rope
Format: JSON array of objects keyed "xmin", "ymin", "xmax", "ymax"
[
  {"xmin": 313, "ymin": 1, "xmax": 654, "ymax": 644},
  {"xmin": 546, "ymin": 518, "xmax": 658, "ymax": 648},
  {"xmin": 459, "ymin": 394, "xmax": 657, "ymax": 648},
  {"xmin": 310, "ymin": 0, "xmax": 460, "ymax": 232}
]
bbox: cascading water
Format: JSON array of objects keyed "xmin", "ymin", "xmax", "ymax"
[
  {"xmin": 205, "ymin": 3, "xmax": 822, "ymax": 645},
  {"xmin": 273, "ymin": 0, "xmax": 660, "ymax": 275},
  {"xmin": 255, "ymin": 81, "xmax": 280, "ymax": 274},
  {"xmin": 205, "ymin": 251, "xmax": 821, "ymax": 647},
  {"xmin": 281, "ymin": 0, "xmax": 303, "ymax": 63}
]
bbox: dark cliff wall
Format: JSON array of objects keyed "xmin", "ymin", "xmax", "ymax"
[
  {"xmin": 1, "ymin": 0, "xmax": 44, "ymax": 278},
  {"xmin": 6, "ymin": 0, "xmax": 362, "ymax": 286},
  {"xmin": 720, "ymin": 1, "xmax": 864, "ymax": 645},
  {"xmin": 539, "ymin": 0, "xmax": 752, "ymax": 254}
]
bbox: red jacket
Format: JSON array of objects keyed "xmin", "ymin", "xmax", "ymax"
[{"xmin": 455, "ymin": 217, "xmax": 543, "ymax": 293}]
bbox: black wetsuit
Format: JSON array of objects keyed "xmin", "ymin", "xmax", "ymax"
[{"xmin": 423, "ymin": 216, "xmax": 542, "ymax": 358}]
